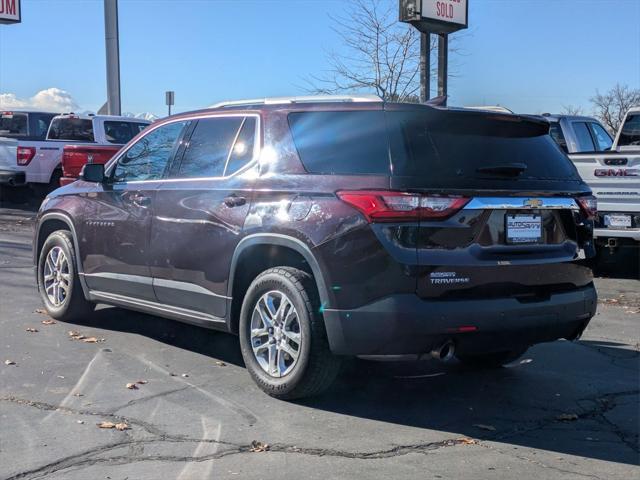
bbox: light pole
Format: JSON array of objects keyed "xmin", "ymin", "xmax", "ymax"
[{"xmin": 104, "ymin": 0, "xmax": 121, "ymax": 115}]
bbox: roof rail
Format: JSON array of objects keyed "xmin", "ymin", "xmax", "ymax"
[{"xmin": 209, "ymin": 94, "xmax": 383, "ymax": 109}]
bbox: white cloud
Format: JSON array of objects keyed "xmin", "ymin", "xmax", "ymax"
[{"xmin": 0, "ymin": 88, "xmax": 79, "ymax": 113}]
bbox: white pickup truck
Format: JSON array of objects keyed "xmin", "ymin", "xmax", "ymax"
[
  {"xmin": 0, "ymin": 112, "xmax": 150, "ymax": 193},
  {"xmin": 563, "ymin": 108, "xmax": 640, "ymax": 251}
]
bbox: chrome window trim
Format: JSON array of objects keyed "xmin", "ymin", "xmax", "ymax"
[
  {"xmin": 465, "ymin": 197, "xmax": 580, "ymax": 210},
  {"xmin": 105, "ymin": 112, "xmax": 261, "ymax": 183}
]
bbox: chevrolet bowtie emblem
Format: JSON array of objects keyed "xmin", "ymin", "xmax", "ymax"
[{"xmin": 524, "ymin": 199, "xmax": 543, "ymax": 208}]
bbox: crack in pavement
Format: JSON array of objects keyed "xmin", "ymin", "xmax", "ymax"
[{"xmin": 3, "ymin": 388, "xmax": 638, "ymax": 479}]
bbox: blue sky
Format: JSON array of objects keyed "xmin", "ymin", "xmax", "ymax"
[{"xmin": 1, "ymin": 0, "xmax": 638, "ymax": 116}]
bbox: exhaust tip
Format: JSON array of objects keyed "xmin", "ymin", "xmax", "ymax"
[{"xmin": 431, "ymin": 340, "xmax": 455, "ymax": 362}]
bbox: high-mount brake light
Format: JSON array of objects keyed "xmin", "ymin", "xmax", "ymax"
[
  {"xmin": 337, "ymin": 191, "xmax": 469, "ymax": 223},
  {"xmin": 17, "ymin": 146, "xmax": 36, "ymax": 166},
  {"xmin": 576, "ymin": 195, "xmax": 597, "ymax": 220}
]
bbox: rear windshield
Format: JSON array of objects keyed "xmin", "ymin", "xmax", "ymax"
[
  {"xmin": 0, "ymin": 112, "xmax": 28, "ymax": 138},
  {"xmin": 104, "ymin": 121, "xmax": 148, "ymax": 144},
  {"xmin": 618, "ymin": 114, "xmax": 640, "ymax": 147},
  {"xmin": 287, "ymin": 110, "xmax": 581, "ymax": 186},
  {"xmin": 48, "ymin": 117, "xmax": 95, "ymax": 142}
]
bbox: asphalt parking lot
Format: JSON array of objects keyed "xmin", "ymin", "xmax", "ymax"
[{"xmin": 0, "ymin": 199, "xmax": 638, "ymax": 480}]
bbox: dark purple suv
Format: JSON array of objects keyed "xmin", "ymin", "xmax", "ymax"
[{"xmin": 34, "ymin": 97, "xmax": 598, "ymax": 399}]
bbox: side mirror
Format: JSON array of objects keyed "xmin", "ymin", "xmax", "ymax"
[{"xmin": 80, "ymin": 163, "xmax": 106, "ymax": 183}]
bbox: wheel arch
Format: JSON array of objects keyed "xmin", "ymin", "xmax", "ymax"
[
  {"xmin": 34, "ymin": 212, "xmax": 89, "ymax": 298},
  {"xmin": 227, "ymin": 234, "xmax": 331, "ymax": 334}
]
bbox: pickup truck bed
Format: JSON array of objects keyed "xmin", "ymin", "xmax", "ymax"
[{"xmin": 60, "ymin": 145, "xmax": 121, "ymax": 186}]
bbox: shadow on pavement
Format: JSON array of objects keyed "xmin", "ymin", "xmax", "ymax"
[{"xmin": 66, "ymin": 305, "xmax": 639, "ymax": 467}]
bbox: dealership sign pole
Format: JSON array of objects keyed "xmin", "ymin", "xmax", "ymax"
[
  {"xmin": 400, "ymin": 0, "xmax": 468, "ymax": 104},
  {"xmin": 0, "ymin": 0, "xmax": 21, "ymax": 24},
  {"xmin": 104, "ymin": 0, "xmax": 121, "ymax": 116}
]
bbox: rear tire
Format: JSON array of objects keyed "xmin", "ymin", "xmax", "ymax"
[
  {"xmin": 37, "ymin": 230, "xmax": 95, "ymax": 321},
  {"xmin": 239, "ymin": 267, "xmax": 341, "ymax": 400},
  {"xmin": 456, "ymin": 348, "xmax": 527, "ymax": 369}
]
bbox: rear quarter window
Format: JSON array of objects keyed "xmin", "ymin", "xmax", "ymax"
[
  {"xmin": 288, "ymin": 111, "xmax": 390, "ymax": 175},
  {"xmin": 618, "ymin": 114, "xmax": 640, "ymax": 147},
  {"xmin": 0, "ymin": 112, "xmax": 28, "ymax": 138},
  {"xmin": 48, "ymin": 118, "xmax": 95, "ymax": 142},
  {"xmin": 104, "ymin": 121, "xmax": 149, "ymax": 144}
]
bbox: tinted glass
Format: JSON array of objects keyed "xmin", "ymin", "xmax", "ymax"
[
  {"xmin": 548, "ymin": 122, "xmax": 568, "ymax": 152},
  {"xmin": 104, "ymin": 121, "xmax": 148, "ymax": 144},
  {"xmin": 288, "ymin": 111, "xmax": 389, "ymax": 175},
  {"xmin": 225, "ymin": 117, "xmax": 257, "ymax": 176},
  {"xmin": 113, "ymin": 121, "xmax": 187, "ymax": 182},
  {"xmin": 618, "ymin": 114, "xmax": 640, "ymax": 147},
  {"xmin": 572, "ymin": 122, "xmax": 596, "ymax": 152},
  {"xmin": 34, "ymin": 114, "xmax": 56, "ymax": 139},
  {"xmin": 0, "ymin": 112, "xmax": 28, "ymax": 137},
  {"xmin": 177, "ymin": 117, "xmax": 243, "ymax": 178},
  {"xmin": 48, "ymin": 117, "xmax": 94, "ymax": 142},
  {"xmin": 387, "ymin": 110, "xmax": 580, "ymax": 185},
  {"xmin": 589, "ymin": 123, "xmax": 613, "ymax": 151}
]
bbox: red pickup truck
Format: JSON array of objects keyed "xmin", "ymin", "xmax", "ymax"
[
  {"xmin": 60, "ymin": 145, "xmax": 121, "ymax": 186},
  {"xmin": 59, "ymin": 114, "xmax": 151, "ymax": 186}
]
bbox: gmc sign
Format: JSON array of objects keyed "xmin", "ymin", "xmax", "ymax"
[
  {"xmin": 0, "ymin": 0, "xmax": 20, "ymax": 24},
  {"xmin": 594, "ymin": 168, "xmax": 639, "ymax": 177}
]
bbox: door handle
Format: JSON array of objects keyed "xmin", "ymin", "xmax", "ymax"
[{"xmin": 224, "ymin": 195, "xmax": 247, "ymax": 207}]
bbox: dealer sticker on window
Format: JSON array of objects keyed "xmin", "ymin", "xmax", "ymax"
[{"xmin": 506, "ymin": 214, "xmax": 542, "ymax": 244}]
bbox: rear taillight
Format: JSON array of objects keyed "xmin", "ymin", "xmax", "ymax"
[
  {"xmin": 577, "ymin": 195, "xmax": 597, "ymax": 220},
  {"xmin": 17, "ymin": 146, "xmax": 36, "ymax": 166},
  {"xmin": 336, "ymin": 190, "xmax": 469, "ymax": 223}
]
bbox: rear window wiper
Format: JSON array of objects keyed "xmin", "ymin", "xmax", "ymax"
[{"xmin": 477, "ymin": 163, "xmax": 528, "ymax": 176}]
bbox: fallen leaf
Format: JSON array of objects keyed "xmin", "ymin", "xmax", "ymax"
[
  {"xmin": 97, "ymin": 421, "xmax": 116, "ymax": 429},
  {"xmin": 126, "ymin": 383, "xmax": 138, "ymax": 390},
  {"xmin": 115, "ymin": 423, "xmax": 130, "ymax": 431},
  {"xmin": 457, "ymin": 437, "xmax": 478, "ymax": 445},
  {"xmin": 68, "ymin": 331, "xmax": 86, "ymax": 340},
  {"xmin": 249, "ymin": 440, "xmax": 270, "ymax": 452},
  {"xmin": 26, "ymin": 327, "xmax": 39, "ymax": 333},
  {"xmin": 41, "ymin": 319, "xmax": 56, "ymax": 325},
  {"xmin": 556, "ymin": 413, "xmax": 579, "ymax": 421},
  {"xmin": 34, "ymin": 309, "xmax": 48, "ymax": 315},
  {"xmin": 136, "ymin": 380, "xmax": 148, "ymax": 385},
  {"xmin": 216, "ymin": 361, "xmax": 227, "ymax": 367},
  {"xmin": 83, "ymin": 337, "xmax": 100, "ymax": 343},
  {"xmin": 4, "ymin": 359, "xmax": 16, "ymax": 366},
  {"xmin": 473, "ymin": 424, "xmax": 497, "ymax": 431},
  {"xmin": 181, "ymin": 373, "xmax": 189, "ymax": 378}
]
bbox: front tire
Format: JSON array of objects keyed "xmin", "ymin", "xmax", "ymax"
[
  {"xmin": 37, "ymin": 230, "xmax": 95, "ymax": 321},
  {"xmin": 239, "ymin": 267, "xmax": 341, "ymax": 400}
]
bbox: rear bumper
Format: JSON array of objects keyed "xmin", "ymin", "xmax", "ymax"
[
  {"xmin": 322, "ymin": 284, "xmax": 597, "ymax": 356},
  {"xmin": 594, "ymin": 228, "xmax": 640, "ymax": 242},
  {"xmin": 0, "ymin": 169, "xmax": 26, "ymax": 186}
]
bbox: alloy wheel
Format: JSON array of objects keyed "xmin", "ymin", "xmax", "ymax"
[
  {"xmin": 43, "ymin": 246, "xmax": 70, "ymax": 307},
  {"xmin": 250, "ymin": 290, "xmax": 302, "ymax": 378}
]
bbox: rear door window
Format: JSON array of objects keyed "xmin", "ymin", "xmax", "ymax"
[
  {"xmin": 104, "ymin": 121, "xmax": 149, "ymax": 144},
  {"xmin": 588, "ymin": 123, "xmax": 613, "ymax": 151},
  {"xmin": 48, "ymin": 117, "xmax": 95, "ymax": 142},
  {"xmin": 176, "ymin": 117, "xmax": 243, "ymax": 178},
  {"xmin": 288, "ymin": 111, "xmax": 389, "ymax": 175},
  {"xmin": 0, "ymin": 112, "xmax": 28, "ymax": 137},
  {"xmin": 572, "ymin": 122, "xmax": 596, "ymax": 152},
  {"xmin": 617, "ymin": 114, "xmax": 640, "ymax": 147}
]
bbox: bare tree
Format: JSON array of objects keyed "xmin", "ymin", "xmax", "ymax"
[
  {"xmin": 304, "ymin": 0, "xmax": 453, "ymax": 102},
  {"xmin": 561, "ymin": 104, "xmax": 583, "ymax": 116},
  {"xmin": 590, "ymin": 83, "xmax": 640, "ymax": 133}
]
